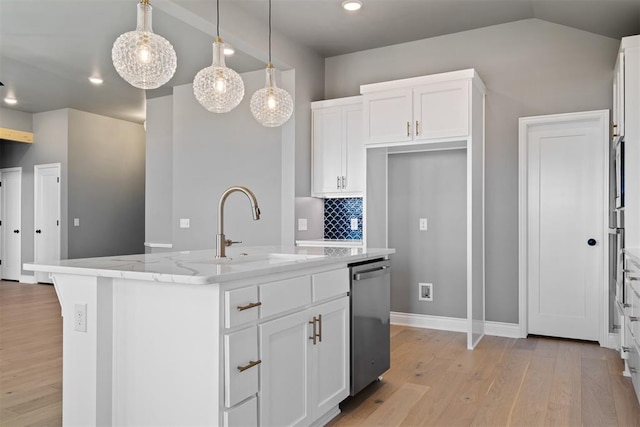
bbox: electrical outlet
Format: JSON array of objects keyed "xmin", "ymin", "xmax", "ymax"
[
  {"xmin": 74, "ymin": 303, "xmax": 87, "ymax": 332},
  {"xmin": 74, "ymin": 218, "xmax": 80, "ymax": 227},
  {"xmin": 419, "ymin": 283, "xmax": 433, "ymax": 301},
  {"xmin": 180, "ymin": 218, "xmax": 190, "ymax": 228},
  {"xmin": 419, "ymin": 218, "xmax": 428, "ymax": 231},
  {"xmin": 350, "ymin": 218, "xmax": 359, "ymax": 231},
  {"xmin": 298, "ymin": 218, "xmax": 308, "ymax": 231}
]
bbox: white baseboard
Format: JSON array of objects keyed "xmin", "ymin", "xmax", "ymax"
[
  {"xmin": 484, "ymin": 321, "xmax": 522, "ymax": 338},
  {"xmin": 390, "ymin": 312, "xmax": 521, "ymax": 339},
  {"xmin": 605, "ymin": 332, "xmax": 619, "ymax": 350},
  {"xmin": 19, "ymin": 275, "xmax": 36, "ymax": 284},
  {"xmin": 390, "ymin": 311, "xmax": 467, "ymax": 332}
]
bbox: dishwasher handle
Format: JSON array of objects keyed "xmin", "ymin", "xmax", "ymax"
[{"xmin": 353, "ymin": 265, "xmax": 390, "ymax": 281}]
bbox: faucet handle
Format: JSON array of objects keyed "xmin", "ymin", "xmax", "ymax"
[{"xmin": 225, "ymin": 239, "xmax": 242, "ymax": 247}]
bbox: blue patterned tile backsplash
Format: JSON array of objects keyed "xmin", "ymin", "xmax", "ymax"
[{"xmin": 324, "ymin": 198, "xmax": 363, "ymax": 240}]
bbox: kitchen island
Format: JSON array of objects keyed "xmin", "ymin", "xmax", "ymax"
[{"xmin": 24, "ymin": 246, "xmax": 393, "ymax": 427}]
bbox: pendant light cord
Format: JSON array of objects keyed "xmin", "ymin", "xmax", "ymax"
[
  {"xmin": 268, "ymin": 0, "xmax": 272, "ymax": 63},
  {"xmin": 216, "ymin": 0, "xmax": 220, "ymax": 37}
]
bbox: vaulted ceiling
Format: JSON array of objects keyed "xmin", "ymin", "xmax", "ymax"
[{"xmin": 1, "ymin": 0, "xmax": 638, "ymax": 124}]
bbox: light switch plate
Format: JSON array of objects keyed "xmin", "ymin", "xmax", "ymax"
[
  {"xmin": 180, "ymin": 218, "xmax": 190, "ymax": 228},
  {"xmin": 298, "ymin": 218, "xmax": 308, "ymax": 231},
  {"xmin": 350, "ymin": 218, "xmax": 359, "ymax": 231},
  {"xmin": 419, "ymin": 218, "xmax": 428, "ymax": 231}
]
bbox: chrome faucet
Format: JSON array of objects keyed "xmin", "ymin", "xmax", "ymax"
[{"xmin": 216, "ymin": 186, "xmax": 261, "ymax": 258}]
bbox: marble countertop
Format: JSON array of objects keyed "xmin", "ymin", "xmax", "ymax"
[
  {"xmin": 295, "ymin": 239, "xmax": 363, "ymax": 248},
  {"xmin": 24, "ymin": 246, "xmax": 394, "ymax": 285}
]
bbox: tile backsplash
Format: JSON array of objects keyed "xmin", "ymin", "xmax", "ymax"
[{"xmin": 324, "ymin": 198, "xmax": 363, "ymax": 240}]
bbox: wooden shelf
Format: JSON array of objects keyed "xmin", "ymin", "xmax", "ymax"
[{"xmin": 0, "ymin": 127, "xmax": 33, "ymax": 143}]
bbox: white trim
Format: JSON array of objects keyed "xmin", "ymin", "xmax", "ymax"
[
  {"xmin": 390, "ymin": 311, "xmax": 467, "ymax": 333},
  {"xmin": 311, "ymin": 96, "xmax": 362, "ymax": 109},
  {"xmin": 605, "ymin": 333, "xmax": 619, "ymax": 350},
  {"xmin": 518, "ymin": 110, "xmax": 610, "ymax": 344},
  {"xmin": 19, "ymin": 274, "xmax": 37, "ymax": 284},
  {"xmin": 144, "ymin": 242, "xmax": 173, "ymax": 248},
  {"xmin": 484, "ymin": 321, "xmax": 521, "ymax": 338},
  {"xmin": 1, "ymin": 167, "xmax": 22, "ymax": 281},
  {"xmin": 360, "ymin": 69, "xmax": 485, "ymax": 94}
]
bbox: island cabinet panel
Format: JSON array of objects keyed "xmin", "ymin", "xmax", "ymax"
[
  {"xmin": 224, "ymin": 396, "xmax": 258, "ymax": 427},
  {"xmin": 312, "ymin": 267, "xmax": 349, "ymax": 302},
  {"xmin": 259, "ymin": 297, "xmax": 350, "ymax": 427},
  {"xmin": 224, "ymin": 326, "xmax": 259, "ymax": 408},
  {"xmin": 225, "ymin": 286, "xmax": 260, "ymax": 328},
  {"xmin": 259, "ymin": 276, "xmax": 312, "ymax": 319}
]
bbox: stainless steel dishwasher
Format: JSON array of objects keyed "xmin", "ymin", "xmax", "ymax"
[{"xmin": 349, "ymin": 258, "xmax": 391, "ymax": 395}]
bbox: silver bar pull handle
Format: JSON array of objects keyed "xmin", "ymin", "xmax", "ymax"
[
  {"xmin": 318, "ymin": 314, "xmax": 322, "ymax": 343},
  {"xmin": 630, "ymin": 316, "xmax": 640, "ymax": 322},
  {"xmin": 337, "ymin": 176, "xmax": 340, "ymax": 190},
  {"xmin": 309, "ymin": 316, "xmax": 317, "ymax": 345},
  {"xmin": 342, "ymin": 176, "xmax": 346, "ymax": 189},
  {"xmin": 622, "ymin": 346, "xmax": 630, "ymax": 352},
  {"xmin": 416, "ymin": 120, "xmax": 419, "ymax": 136},
  {"xmin": 406, "ymin": 121, "xmax": 410, "ymax": 137},
  {"xmin": 353, "ymin": 265, "xmax": 390, "ymax": 281}
]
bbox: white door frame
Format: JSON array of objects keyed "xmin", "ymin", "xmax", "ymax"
[
  {"xmin": 1, "ymin": 167, "xmax": 22, "ymax": 281},
  {"xmin": 518, "ymin": 110, "xmax": 609, "ymax": 345},
  {"xmin": 34, "ymin": 163, "xmax": 61, "ymax": 283}
]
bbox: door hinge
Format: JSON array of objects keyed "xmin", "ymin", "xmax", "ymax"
[
  {"xmin": 57, "ymin": 220, "xmax": 59, "ymax": 226},
  {"xmin": 0, "ymin": 260, "xmax": 2, "ymax": 265},
  {"xmin": 57, "ymin": 177, "xmax": 59, "ymax": 183}
]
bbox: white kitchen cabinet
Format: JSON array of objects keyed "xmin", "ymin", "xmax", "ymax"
[
  {"xmin": 312, "ymin": 96, "xmax": 364, "ymax": 197},
  {"xmin": 259, "ymin": 297, "xmax": 349, "ymax": 427},
  {"xmin": 362, "ymin": 73, "xmax": 474, "ymax": 146},
  {"xmin": 613, "ymin": 51, "xmax": 625, "ymax": 140}
]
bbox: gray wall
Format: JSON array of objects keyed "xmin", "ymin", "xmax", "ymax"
[
  {"xmin": 67, "ymin": 109, "xmax": 145, "ymax": 258},
  {"xmin": 0, "ymin": 109, "xmax": 69, "ymax": 275},
  {"xmin": 169, "ymin": 70, "xmax": 283, "ymax": 251},
  {"xmin": 145, "ymin": 96, "xmax": 173, "ymax": 248},
  {"xmin": 325, "ymin": 19, "xmax": 619, "ymax": 323},
  {"xmin": 0, "ymin": 108, "xmax": 33, "ymax": 132},
  {"xmin": 388, "ymin": 150, "xmax": 467, "ymax": 318}
]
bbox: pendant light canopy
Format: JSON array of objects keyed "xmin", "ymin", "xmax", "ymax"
[
  {"xmin": 112, "ymin": 0, "xmax": 177, "ymax": 90},
  {"xmin": 193, "ymin": 0, "xmax": 245, "ymax": 113},
  {"xmin": 250, "ymin": 0, "xmax": 293, "ymax": 127}
]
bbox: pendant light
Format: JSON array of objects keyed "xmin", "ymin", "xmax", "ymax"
[
  {"xmin": 112, "ymin": 0, "xmax": 177, "ymax": 90},
  {"xmin": 250, "ymin": 0, "xmax": 293, "ymax": 127},
  {"xmin": 193, "ymin": 0, "xmax": 245, "ymax": 113}
]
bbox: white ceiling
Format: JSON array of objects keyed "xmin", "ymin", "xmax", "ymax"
[{"xmin": 1, "ymin": 0, "xmax": 638, "ymax": 124}]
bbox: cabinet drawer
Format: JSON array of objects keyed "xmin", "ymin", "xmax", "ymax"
[
  {"xmin": 628, "ymin": 344, "xmax": 640, "ymax": 404},
  {"xmin": 260, "ymin": 276, "xmax": 311, "ymax": 318},
  {"xmin": 224, "ymin": 327, "xmax": 259, "ymax": 408},
  {"xmin": 225, "ymin": 286, "xmax": 260, "ymax": 329},
  {"xmin": 312, "ymin": 268, "xmax": 349, "ymax": 302},
  {"xmin": 223, "ymin": 396, "xmax": 257, "ymax": 427}
]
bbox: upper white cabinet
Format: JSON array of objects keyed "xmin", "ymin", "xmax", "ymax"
[
  {"xmin": 312, "ymin": 96, "xmax": 364, "ymax": 197},
  {"xmin": 361, "ymin": 70, "xmax": 483, "ymax": 147},
  {"xmin": 613, "ymin": 51, "xmax": 625, "ymax": 140}
]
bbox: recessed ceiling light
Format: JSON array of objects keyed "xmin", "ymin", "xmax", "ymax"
[
  {"xmin": 223, "ymin": 44, "xmax": 235, "ymax": 56},
  {"xmin": 89, "ymin": 76, "xmax": 103, "ymax": 85},
  {"xmin": 342, "ymin": 0, "xmax": 362, "ymax": 12},
  {"xmin": 4, "ymin": 97, "xmax": 17, "ymax": 105}
]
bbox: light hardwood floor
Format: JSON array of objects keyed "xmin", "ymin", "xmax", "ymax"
[{"xmin": 1, "ymin": 280, "xmax": 639, "ymax": 426}]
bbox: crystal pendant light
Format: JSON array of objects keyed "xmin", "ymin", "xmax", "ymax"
[
  {"xmin": 250, "ymin": 0, "xmax": 293, "ymax": 127},
  {"xmin": 193, "ymin": 0, "xmax": 244, "ymax": 113},
  {"xmin": 112, "ymin": 0, "xmax": 177, "ymax": 90}
]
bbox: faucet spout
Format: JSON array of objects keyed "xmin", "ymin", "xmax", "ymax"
[{"xmin": 216, "ymin": 186, "xmax": 261, "ymax": 258}]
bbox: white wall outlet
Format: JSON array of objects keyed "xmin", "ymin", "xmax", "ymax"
[
  {"xmin": 180, "ymin": 218, "xmax": 190, "ymax": 228},
  {"xmin": 298, "ymin": 218, "xmax": 308, "ymax": 231},
  {"xmin": 419, "ymin": 283, "xmax": 433, "ymax": 301},
  {"xmin": 350, "ymin": 218, "xmax": 359, "ymax": 231},
  {"xmin": 73, "ymin": 218, "xmax": 80, "ymax": 227},
  {"xmin": 419, "ymin": 218, "xmax": 428, "ymax": 231},
  {"xmin": 74, "ymin": 303, "xmax": 87, "ymax": 332}
]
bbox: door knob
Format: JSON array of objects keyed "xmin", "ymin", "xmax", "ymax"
[
  {"xmin": 587, "ymin": 238, "xmax": 597, "ymax": 246},
  {"xmin": 36, "ymin": 229, "xmax": 42, "ymax": 234},
  {"xmin": 13, "ymin": 229, "xmax": 19, "ymax": 234}
]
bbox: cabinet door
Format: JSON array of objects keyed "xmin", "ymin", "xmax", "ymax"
[
  {"xmin": 224, "ymin": 327, "xmax": 259, "ymax": 408},
  {"xmin": 414, "ymin": 80, "xmax": 469, "ymax": 140},
  {"xmin": 613, "ymin": 52, "xmax": 625, "ymax": 138},
  {"xmin": 259, "ymin": 310, "xmax": 312, "ymax": 427},
  {"xmin": 363, "ymin": 89, "xmax": 412, "ymax": 144},
  {"xmin": 312, "ymin": 107, "xmax": 344, "ymax": 196},
  {"xmin": 311, "ymin": 297, "xmax": 350, "ymax": 421},
  {"xmin": 343, "ymin": 105, "xmax": 364, "ymax": 194}
]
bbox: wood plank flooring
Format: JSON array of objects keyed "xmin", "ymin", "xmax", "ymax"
[{"xmin": 1, "ymin": 280, "xmax": 639, "ymax": 426}]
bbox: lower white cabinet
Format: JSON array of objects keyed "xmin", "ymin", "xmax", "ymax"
[
  {"xmin": 259, "ymin": 297, "xmax": 349, "ymax": 427},
  {"xmin": 622, "ymin": 252, "xmax": 640, "ymax": 404}
]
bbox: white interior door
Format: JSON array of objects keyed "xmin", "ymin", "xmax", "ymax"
[
  {"xmin": 1, "ymin": 168, "xmax": 22, "ymax": 281},
  {"xmin": 523, "ymin": 112, "xmax": 606, "ymax": 341},
  {"xmin": 34, "ymin": 164, "xmax": 61, "ymax": 284}
]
